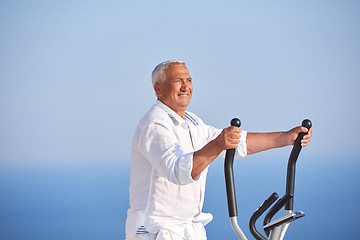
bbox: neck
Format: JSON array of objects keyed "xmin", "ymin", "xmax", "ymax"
[{"xmin": 158, "ymin": 99, "xmax": 186, "ymax": 118}]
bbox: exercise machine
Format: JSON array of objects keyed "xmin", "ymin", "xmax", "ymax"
[{"xmin": 224, "ymin": 118, "xmax": 312, "ymax": 240}]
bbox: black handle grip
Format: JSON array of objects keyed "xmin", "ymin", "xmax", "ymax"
[
  {"xmin": 285, "ymin": 119, "xmax": 312, "ymax": 210},
  {"xmin": 224, "ymin": 118, "xmax": 241, "ymax": 217}
]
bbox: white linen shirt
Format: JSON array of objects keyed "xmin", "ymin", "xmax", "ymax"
[{"xmin": 125, "ymin": 101, "xmax": 247, "ymax": 239}]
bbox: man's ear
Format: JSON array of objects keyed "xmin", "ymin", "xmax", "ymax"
[{"xmin": 154, "ymin": 83, "xmax": 162, "ymax": 97}]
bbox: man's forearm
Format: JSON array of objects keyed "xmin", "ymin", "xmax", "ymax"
[
  {"xmin": 246, "ymin": 126, "xmax": 312, "ymax": 155},
  {"xmin": 191, "ymin": 139, "xmax": 222, "ymax": 179},
  {"xmin": 246, "ymin": 132, "xmax": 289, "ymax": 155}
]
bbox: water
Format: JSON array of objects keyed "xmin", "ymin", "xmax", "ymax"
[
  {"xmin": 0, "ymin": 163, "xmax": 130, "ymax": 240},
  {"xmin": 0, "ymin": 155, "xmax": 359, "ymax": 239}
]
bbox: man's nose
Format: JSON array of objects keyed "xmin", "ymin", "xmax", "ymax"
[{"xmin": 180, "ymin": 80, "xmax": 189, "ymax": 90}]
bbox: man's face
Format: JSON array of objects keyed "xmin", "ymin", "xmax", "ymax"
[{"xmin": 155, "ymin": 64, "xmax": 193, "ymax": 117}]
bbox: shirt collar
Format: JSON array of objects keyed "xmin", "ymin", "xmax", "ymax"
[{"xmin": 155, "ymin": 100, "xmax": 186, "ymax": 126}]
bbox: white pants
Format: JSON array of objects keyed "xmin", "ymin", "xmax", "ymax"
[{"xmin": 127, "ymin": 223, "xmax": 207, "ymax": 240}]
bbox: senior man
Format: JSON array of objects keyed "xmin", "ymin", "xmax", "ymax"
[{"xmin": 125, "ymin": 60, "xmax": 312, "ymax": 240}]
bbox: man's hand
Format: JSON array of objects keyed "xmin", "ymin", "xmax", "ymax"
[
  {"xmin": 214, "ymin": 126, "xmax": 241, "ymax": 151},
  {"xmin": 192, "ymin": 126, "xmax": 241, "ymax": 179},
  {"xmin": 286, "ymin": 126, "xmax": 313, "ymax": 147}
]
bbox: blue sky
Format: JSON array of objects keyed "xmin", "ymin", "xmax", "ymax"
[{"xmin": 1, "ymin": 0, "xmax": 359, "ymax": 165}]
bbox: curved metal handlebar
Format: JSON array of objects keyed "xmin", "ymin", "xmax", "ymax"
[
  {"xmin": 285, "ymin": 119, "xmax": 312, "ymax": 210},
  {"xmin": 224, "ymin": 118, "xmax": 248, "ymax": 240},
  {"xmin": 224, "ymin": 118, "xmax": 241, "ymax": 218},
  {"xmin": 263, "ymin": 192, "xmax": 293, "ymax": 237},
  {"xmin": 249, "ymin": 192, "xmax": 279, "ymax": 240}
]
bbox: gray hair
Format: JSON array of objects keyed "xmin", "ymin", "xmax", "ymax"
[{"xmin": 151, "ymin": 60, "xmax": 185, "ymax": 87}]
